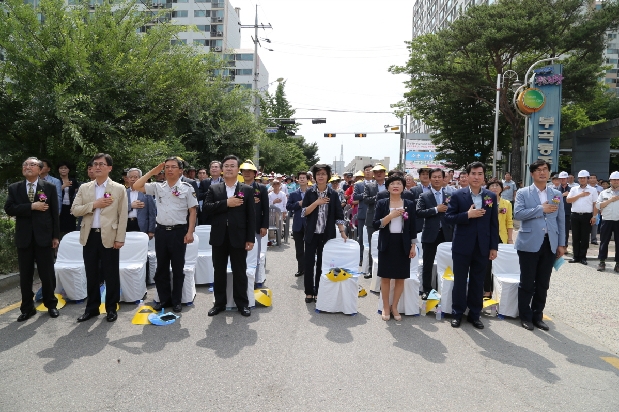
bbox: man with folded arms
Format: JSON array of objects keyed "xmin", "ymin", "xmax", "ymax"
[
  {"xmin": 72, "ymin": 153, "xmax": 128, "ymax": 322},
  {"xmin": 567, "ymin": 170, "xmax": 598, "ymax": 265},
  {"xmin": 4, "ymin": 157, "xmax": 60, "ymax": 322},
  {"xmin": 514, "ymin": 160, "xmax": 565, "ymax": 331}
]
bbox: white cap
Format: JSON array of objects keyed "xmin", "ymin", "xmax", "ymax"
[
  {"xmin": 610, "ymin": 171, "xmax": 619, "ymax": 180},
  {"xmin": 577, "ymin": 170, "xmax": 590, "ymax": 178},
  {"xmin": 558, "ymin": 171, "xmax": 569, "ymax": 178}
]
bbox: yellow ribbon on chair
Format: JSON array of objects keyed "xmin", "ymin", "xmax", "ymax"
[
  {"xmin": 325, "ymin": 267, "xmax": 352, "ymax": 282},
  {"xmin": 442, "ymin": 266, "xmax": 454, "ymax": 281}
]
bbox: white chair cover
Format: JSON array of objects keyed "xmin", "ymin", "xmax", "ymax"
[
  {"xmin": 54, "ymin": 231, "xmax": 87, "ymax": 300},
  {"xmin": 315, "ymin": 238, "xmax": 360, "ymax": 314},
  {"xmin": 255, "ymin": 234, "xmax": 268, "ymax": 283},
  {"xmin": 118, "ymin": 232, "xmax": 149, "ymax": 302},
  {"xmin": 223, "ymin": 240, "xmax": 258, "ymax": 309},
  {"xmin": 152, "ymin": 235, "xmax": 199, "ymax": 304},
  {"xmin": 377, "ymin": 253, "xmax": 420, "ymax": 316},
  {"xmin": 369, "ymin": 231, "xmax": 381, "ymax": 292},
  {"xmin": 195, "ymin": 225, "xmax": 214, "ymax": 284},
  {"xmin": 360, "ymin": 228, "xmax": 370, "ymax": 274},
  {"xmin": 436, "ymin": 242, "xmax": 455, "ymax": 314},
  {"xmin": 147, "ymin": 237, "xmax": 156, "ymax": 284},
  {"xmin": 492, "ymin": 243, "xmax": 520, "ymax": 318}
]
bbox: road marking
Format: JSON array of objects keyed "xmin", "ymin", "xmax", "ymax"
[
  {"xmin": 601, "ymin": 357, "xmax": 619, "ymax": 370},
  {"xmin": 543, "ymin": 315, "xmax": 552, "ymax": 321},
  {"xmin": 0, "ymin": 302, "xmax": 21, "ymax": 316}
]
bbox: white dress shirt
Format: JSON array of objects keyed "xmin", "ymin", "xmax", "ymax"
[
  {"xmin": 26, "ymin": 180, "xmax": 38, "ymax": 198},
  {"xmin": 225, "ymin": 180, "xmax": 238, "ymax": 198},
  {"xmin": 389, "ymin": 208, "xmax": 404, "ymax": 233},
  {"xmin": 597, "ymin": 188, "xmax": 619, "ymax": 221},
  {"xmin": 92, "ymin": 179, "xmax": 108, "ymax": 228},
  {"xmin": 536, "ymin": 185, "xmax": 548, "ymax": 205},
  {"xmin": 128, "ymin": 189, "xmax": 139, "ymax": 219},
  {"xmin": 568, "ymin": 185, "xmax": 597, "ymax": 213}
]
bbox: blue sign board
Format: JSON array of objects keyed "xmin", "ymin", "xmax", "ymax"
[
  {"xmin": 265, "ymin": 128, "xmax": 279, "ymax": 134},
  {"xmin": 527, "ymin": 64, "xmax": 563, "ymax": 173}
]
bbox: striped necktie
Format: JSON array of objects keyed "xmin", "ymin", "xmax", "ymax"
[{"xmin": 28, "ymin": 183, "xmax": 34, "ymax": 202}]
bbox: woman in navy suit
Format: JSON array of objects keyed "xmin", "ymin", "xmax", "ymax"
[{"xmin": 373, "ymin": 175, "xmax": 417, "ymax": 321}]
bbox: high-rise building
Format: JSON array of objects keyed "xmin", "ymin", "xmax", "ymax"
[{"xmin": 596, "ymin": 1, "xmax": 619, "ymax": 96}]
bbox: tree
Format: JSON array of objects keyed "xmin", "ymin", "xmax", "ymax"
[{"xmin": 390, "ymin": 0, "xmax": 619, "ymax": 181}]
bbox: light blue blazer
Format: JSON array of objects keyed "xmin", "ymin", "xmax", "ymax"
[{"xmin": 514, "ymin": 184, "xmax": 565, "ymax": 254}]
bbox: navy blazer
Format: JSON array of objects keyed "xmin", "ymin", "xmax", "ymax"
[
  {"xmin": 416, "ymin": 188, "xmax": 454, "ymax": 243},
  {"xmin": 248, "ymin": 181, "xmax": 269, "ymax": 233},
  {"xmin": 203, "ymin": 182, "xmax": 256, "ymax": 248},
  {"xmin": 352, "ymin": 181, "xmax": 369, "ymax": 219},
  {"xmin": 286, "ymin": 188, "xmax": 306, "ymax": 232},
  {"xmin": 127, "ymin": 189, "xmax": 156, "ymax": 234},
  {"xmin": 302, "ymin": 186, "xmax": 344, "ymax": 243},
  {"xmin": 410, "ymin": 185, "xmax": 430, "ymax": 233},
  {"xmin": 444, "ymin": 187, "xmax": 499, "ymax": 255},
  {"xmin": 372, "ymin": 198, "xmax": 417, "ymax": 253}
]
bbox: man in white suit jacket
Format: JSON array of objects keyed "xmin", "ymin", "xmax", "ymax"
[
  {"xmin": 514, "ymin": 160, "xmax": 565, "ymax": 331},
  {"xmin": 71, "ymin": 153, "xmax": 128, "ymax": 323}
]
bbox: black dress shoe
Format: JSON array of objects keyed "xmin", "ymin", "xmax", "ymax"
[
  {"xmin": 451, "ymin": 318, "xmax": 461, "ymax": 328},
  {"xmin": 533, "ymin": 319, "xmax": 549, "ymax": 331},
  {"xmin": 294, "ymin": 271, "xmax": 304, "ymax": 277},
  {"xmin": 77, "ymin": 311, "xmax": 100, "ymax": 322},
  {"xmin": 598, "ymin": 262, "xmax": 606, "ymax": 271},
  {"xmin": 614, "ymin": 263, "xmax": 619, "ymax": 272},
  {"xmin": 521, "ymin": 320, "xmax": 534, "ymax": 330},
  {"xmin": 153, "ymin": 301, "xmax": 171, "ymax": 311},
  {"xmin": 172, "ymin": 304, "xmax": 182, "ymax": 313},
  {"xmin": 568, "ymin": 259, "xmax": 580, "ymax": 263},
  {"xmin": 239, "ymin": 306, "xmax": 251, "ymax": 317},
  {"xmin": 421, "ymin": 292, "xmax": 428, "ymax": 300},
  {"xmin": 581, "ymin": 259, "xmax": 588, "ymax": 265},
  {"xmin": 48, "ymin": 308, "xmax": 60, "ymax": 318},
  {"xmin": 207, "ymin": 306, "xmax": 225, "ymax": 316},
  {"xmin": 467, "ymin": 317, "xmax": 484, "ymax": 329},
  {"xmin": 363, "ymin": 273, "xmax": 372, "ymax": 279},
  {"xmin": 106, "ymin": 311, "xmax": 118, "ymax": 322},
  {"xmin": 591, "ymin": 241, "xmax": 598, "ymax": 245},
  {"xmin": 17, "ymin": 308, "xmax": 37, "ymax": 322},
  {"xmin": 305, "ymin": 296, "xmax": 314, "ymax": 303}
]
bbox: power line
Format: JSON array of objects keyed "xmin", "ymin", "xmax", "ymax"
[{"xmin": 296, "ymin": 107, "xmax": 394, "ymax": 114}]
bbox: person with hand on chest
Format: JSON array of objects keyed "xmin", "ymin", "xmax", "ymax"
[
  {"xmin": 133, "ymin": 157, "xmax": 198, "ymax": 313},
  {"xmin": 287, "ymin": 171, "xmax": 310, "ymax": 278},
  {"xmin": 566, "ymin": 170, "xmax": 598, "ymax": 265},
  {"xmin": 71, "ymin": 153, "xmax": 128, "ymax": 323},
  {"xmin": 4, "ymin": 157, "xmax": 60, "ymax": 322}
]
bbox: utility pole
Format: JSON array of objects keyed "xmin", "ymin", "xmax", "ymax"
[{"xmin": 240, "ymin": 5, "xmax": 272, "ymax": 167}]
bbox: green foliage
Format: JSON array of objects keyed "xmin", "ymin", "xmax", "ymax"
[
  {"xmin": 390, "ymin": 0, "xmax": 619, "ymax": 181},
  {"xmin": 0, "ymin": 190, "xmax": 18, "ymax": 274},
  {"xmin": 258, "ymin": 136, "xmax": 308, "ymax": 175},
  {"xmin": 0, "ymin": 0, "xmax": 260, "ymax": 182}
]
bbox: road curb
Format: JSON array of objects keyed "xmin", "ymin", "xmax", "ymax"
[{"xmin": 0, "ymin": 269, "xmax": 38, "ymax": 294}]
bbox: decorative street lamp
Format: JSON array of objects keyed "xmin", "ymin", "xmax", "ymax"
[{"xmin": 492, "ymin": 70, "xmax": 522, "ymax": 177}]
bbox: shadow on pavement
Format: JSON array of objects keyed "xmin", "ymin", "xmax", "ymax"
[
  {"xmin": 0, "ymin": 315, "xmax": 48, "ymax": 353},
  {"xmin": 195, "ymin": 310, "xmax": 262, "ymax": 358},
  {"xmin": 387, "ymin": 319, "xmax": 448, "ymax": 363},
  {"xmin": 108, "ymin": 321, "xmax": 190, "ymax": 355},
  {"xmin": 37, "ymin": 320, "xmax": 113, "ymax": 374},
  {"xmin": 308, "ymin": 306, "xmax": 368, "ymax": 344},
  {"xmin": 464, "ymin": 323, "xmax": 560, "ymax": 384}
]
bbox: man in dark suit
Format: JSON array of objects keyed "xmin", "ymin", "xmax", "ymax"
[
  {"xmin": 353, "ymin": 164, "xmax": 373, "ymax": 263},
  {"xmin": 445, "ymin": 161, "xmax": 498, "ymax": 329},
  {"xmin": 416, "ymin": 168, "xmax": 454, "ymax": 298},
  {"xmin": 126, "ymin": 168, "xmax": 156, "ymax": 237},
  {"xmin": 198, "ymin": 160, "xmax": 223, "ymax": 225},
  {"xmin": 239, "ymin": 159, "xmax": 269, "ymax": 286},
  {"xmin": 203, "ymin": 155, "xmax": 256, "ymax": 317},
  {"xmin": 410, "ymin": 166, "xmax": 432, "ymax": 234},
  {"xmin": 363, "ymin": 163, "xmax": 388, "ymax": 278},
  {"xmin": 286, "ymin": 171, "xmax": 309, "ymax": 277},
  {"xmin": 4, "ymin": 157, "xmax": 60, "ymax": 321}
]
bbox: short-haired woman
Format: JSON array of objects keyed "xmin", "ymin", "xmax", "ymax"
[
  {"xmin": 373, "ymin": 174, "xmax": 417, "ymax": 321},
  {"xmin": 57, "ymin": 161, "xmax": 80, "ymax": 236},
  {"xmin": 484, "ymin": 178, "xmax": 513, "ymax": 298}
]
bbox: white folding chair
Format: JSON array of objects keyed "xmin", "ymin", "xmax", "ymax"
[
  {"xmin": 492, "ymin": 243, "xmax": 520, "ymax": 318},
  {"xmin": 147, "ymin": 237, "xmax": 156, "ymax": 284},
  {"xmin": 369, "ymin": 230, "xmax": 381, "ymax": 292},
  {"xmin": 436, "ymin": 242, "xmax": 455, "ymax": 314},
  {"xmin": 315, "ymin": 238, "xmax": 360, "ymax": 315},
  {"xmin": 256, "ymin": 234, "xmax": 268, "ymax": 284},
  {"xmin": 268, "ymin": 205, "xmax": 283, "ymax": 246},
  {"xmin": 360, "ymin": 227, "xmax": 370, "ymax": 275},
  {"xmin": 118, "ymin": 232, "xmax": 149, "ymax": 302},
  {"xmin": 152, "ymin": 235, "xmax": 200, "ymax": 304},
  {"xmin": 195, "ymin": 225, "xmax": 214, "ymax": 285},
  {"xmin": 54, "ymin": 232, "xmax": 87, "ymax": 301},
  {"xmin": 223, "ymin": 238, "xmax": 258, "ymax": 309}
]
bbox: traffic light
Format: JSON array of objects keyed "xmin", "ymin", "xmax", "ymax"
[
  {"xmin": 354, "ymin": 133, "xmax": 367, "ymax": 138},
  {"xmin": 280, "ymin": 119, "xmax": 296, "ymax": 125},
  {"xmin": 312, "ymin": 118, "xmax": 326, "ymax": 124},
  {"xmin": 324, "ymin": 133, "xmax": 336, "ymax": 138}
]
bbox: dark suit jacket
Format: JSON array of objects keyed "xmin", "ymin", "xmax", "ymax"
[
  {"xmin": 181, "ymin": 176, "xmax": 199, "ymax": 194},
  {"xmin": 372, "ymin": 198, "xmax": 417, "ymax": 252},
  {"xmin": 352, "ymin": 181, "xmax": 369, "ymax": 220},
  {"xmin": 198, "ymin": 177, "xmax": 223, "ymax": 202},
  {"xmin": 416, "ymin": 189, "xmax": 454, "ymax": 243},
  {"xmin": 126, "ymin": 189, "xmax": 156, "ymax": 233},
  {"xmin": 363, "ymin": 181, "xmax": 385, "ymax": 227},
  {"xmin": 444, "ymin": 187, "xmax": 499, "ymax": 256},
  {"xmin": 286, "ymin": 188, "xmax": 306, "ymax": 232},
  {"xmin": 4, "ymin": 179, "xmax": 60, "ymax": 248},
  {"xmin": 248, "ymin": 181, "xmax": 269, "ymax": 233},
  {"xmin": 410, "ymin": 185, "xmax": 431, "ymax": 233},
  {"xmin": 60, "ymin": 178, "xmax": 81, "ymax": 206},
  {"xmin": 203, "ymin": 182, "xmax": 256, "ymax": 248},
  {"xmin": 302, "ymin": 186, "xmax": 344, "ymax": 243}
]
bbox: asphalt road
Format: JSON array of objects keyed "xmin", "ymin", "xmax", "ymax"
[{"xmin": 1, "ymin": 239, "xmax": 618, "ymax": 411}]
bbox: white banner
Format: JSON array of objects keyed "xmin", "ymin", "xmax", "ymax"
[{"xmin": 406, "ymin": 140, "xmax": 436, "ymax": 152}]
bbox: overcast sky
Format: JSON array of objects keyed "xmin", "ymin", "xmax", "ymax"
[{"xmin": 232, "ymin": 0, "xmax": 413, "ymax": 168}]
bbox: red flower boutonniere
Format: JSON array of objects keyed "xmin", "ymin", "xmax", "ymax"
[
  {"xmin": 103, "ymin": 192, "xmax": 113, "ymax": 199},
  {"xmin": 402, "ymin": 211, "xmax": 409, "ymax": 220},
  {"xmin": 236, "ymin": 191, "xmax": 245, "ymax": 199},
  {"xmin": 254, "ymin": 189, "xmax": 260, "ymax": 198},
  {"xmin": 483, "ymin": 195, "xmax": 493, "ymax": 208},
  {"xmin": 500, "ymin": 207, "xmax": 507, "ymax": 214},
  {"xmin": 551, "ymin": 195, "xmax": 561, "ymax": 205},
  {"xmin": 36, "ymin": 190, "xmax": 47, "ymax": 202},
  {"xmin": 171, "ymin": 186, "xmax": 181, "ymax": 197},
  {"xmin": 444, "ymin": 196, "xmax": 451, "ymax": 204}
]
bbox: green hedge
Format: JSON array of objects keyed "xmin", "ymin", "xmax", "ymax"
[{"xmin": 0, "ymin": 189, "xmax": 19, "ymax": 274}]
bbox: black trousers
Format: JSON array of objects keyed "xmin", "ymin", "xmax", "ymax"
[
  {"xmin": 154, "ymin": 225, "xmax": 187, "ymax": 306},
  {"xmin": 357, "ymin": 219, "xmax": 365, "ymax": 261},
  {"xmin": 212, "ymin": 227, "xmax": 248, "ymax": 308},
  {"xmin": 421, "ymin": 229, "xmax": 445, "ymax": 293},
  {"xmin": 18, "ymin": 237, "xmax": 57, "ymax": 313},
  {"xmin": 366, "ymin": 226, "xmax": 376, "ymax": 273},
  {"xmin": 304, "ymin": 233, "xmax": 326, "ymax": 296},
  {"xmin": 517, "ymin": 236, "xmax": 555, "ymax": 322},
  {"xmin": 83, "ymin": 230, "xmax": 120, "ymax": 314},
  {"xmin": 452, "ymin": 239, "xmax": 488, "ymax": 320},
  {"xmin": 564, "ymin": 213, "xmax": 571, "ymax": 246},
  {"xmin": 598, "ymin": 219, "xmax": 619, "ymax": 261},
  {"xmin": 571, "ymin": 213, "xmax": 592, "ymax": 261},
  {"xmin": 292, "ymin": 227, "xmax": 305, "ymax": 273},
  {"xmin": 126, "ymin": 218, "xmax": 140, "ymax": 232}
]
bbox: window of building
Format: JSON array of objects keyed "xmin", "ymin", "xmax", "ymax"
[
  {"xmin": 194, "ymin": 39, "xmax": 209, "ymax": 46},
  {"xmin": 172, "ymin": 10, "xmax": 188, "ymax": 18},
  {"xmin": 195, "ymin": 0, "xmax": 211, "ymax": 2},
  {"xmin": 608, "ymin": 49, "xmax": 619, "ymax": 55},
  {"xmin": 171, "ymin": 39, "xmax": 187, "ymax": 45},
  {"xmin": 235, "ymin": 69, "xmax": 252, "ymax": 75},
  {"xmin": 196, "ymin": 25, "xmax": 211, "ymax": 31},
  {"xmin": 234, "ymin": 53, "xmax": 254, "ymax": 61},
  {"xmin": 171, "ymin": 0, "xmax": 189, "ymax": 3},
  {"xmin": 194, "ymin": 10, "xmax": 210, "ymax": 17}
]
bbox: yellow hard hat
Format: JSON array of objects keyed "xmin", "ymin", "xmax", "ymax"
[
  {"xmin": 372, "ymin": 163, "xmax": 387, "ymax": 171},
  {"xmin": 358, "ymin": 285, "xmax": 367, "ymax": 297},
  {"xmin": 328, "ymin": 175, "xmax": 341, "ymax": 183},
  {"xmin": 254, "ymin": 288, "xmax": 272, "ymax": 306},
  {"xmin": 240, "ymin": 159, "xmax": 258, "ymax": 172},
  {"xmin": 354, "ymin": 170, "xmax": 364, "ymax": 177},
  {"xmin": 325, "ymin": 267, "xmax": 352, "ymax": 282}
]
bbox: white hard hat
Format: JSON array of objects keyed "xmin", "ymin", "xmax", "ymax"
[
  {"xmin": 609, "ymin": 171, "xmax": 619, "ymax": 180},
  {"xmin": 577, "ymin": 170, "xmax": 590, "ymax": 178},
  {"xmin": 558, "ymin": 171, "xmax": 569, "ymax": 178}
]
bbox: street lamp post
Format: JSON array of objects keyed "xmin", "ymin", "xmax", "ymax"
[{"xmin": 492, "ymin": 70, "xmax": 521, "ymax": 177}]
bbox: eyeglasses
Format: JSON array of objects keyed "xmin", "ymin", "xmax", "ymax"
[
  {"xmin": 164, "ymin": 166, "xmax": 179, "ymax": 170},
  {"xmin": 92, "ymin": 162, "xmax": 108, "ymax": 167},
  {"xmin": 22, "ymin": 162, "xmax": 40, "ymax": 168}
]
